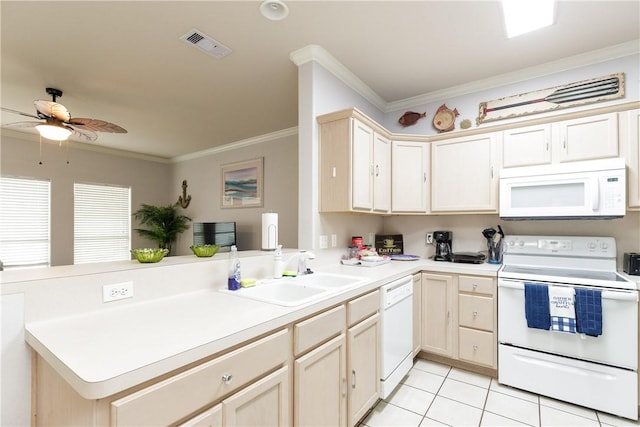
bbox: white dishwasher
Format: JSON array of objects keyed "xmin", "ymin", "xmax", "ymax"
[{"xmin": 379, "ymin": 275, "xmax": 413, "ymax": 399}]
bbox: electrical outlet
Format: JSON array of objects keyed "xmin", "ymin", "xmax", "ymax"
[
  {"xmin": 319, "ymin": 235, "xmax": 328, "ymax": 249},
  {"xmin": 426, "ymin": 233, "xmax": 434, "ymax": 245},
  {"xmin": 103, "ymin": 281, "xmax": 134, "ymax": 303},
  {"xmin": 331, "ymin": 234, "xmax": 337, "ymax": 247}
]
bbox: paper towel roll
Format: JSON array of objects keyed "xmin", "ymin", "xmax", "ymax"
[{"xmin": 261, "ymin": 213, "xmax": 278, "ymax": 250}]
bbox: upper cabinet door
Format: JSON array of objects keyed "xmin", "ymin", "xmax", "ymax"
[
  {"xmin": 431, "ymin": 133, "xmax": 500, "ymax": 212},
  {"xmin": 391, "ymin": 141, "xmax": 429, "ymax": 213},
  {"xmin": 555, "ymin": 112, "xmax": 618, "ymax": 163},
  {"xmin": 373, "ymin": 133, "xmax": 391, "ymax": 213},
  {"xmin": 620, "ymin": 109, "xmax": 640, "ymax": 209},
  {"xmin": 351, "ymin": 119, "xmax": 374, "ymax": 210},
  {"xmin": 503, "ymin": 124, "xmax": 552, "ymax": 168}
]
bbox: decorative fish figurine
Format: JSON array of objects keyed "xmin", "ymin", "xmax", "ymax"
[
  {"xmin": 398, "ymin": 111, "xmax": 426, "ymax": 127},
  {"xmin": 433, "ymin": 104, "xmax": 460, "ymax": 132}
]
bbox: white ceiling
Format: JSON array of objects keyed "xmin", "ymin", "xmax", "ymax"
[{"xmin": 1, "ymin": 1, "xmax": 638, "ymax": 160}]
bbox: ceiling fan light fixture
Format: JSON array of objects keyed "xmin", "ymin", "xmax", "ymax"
[
  {"xmin": 36, "ymin": 124, "xmax": 72, "ymax": 141},
  {"xmin": 260, "ymin": 0, "xmax": 289, "ymax": 21}
]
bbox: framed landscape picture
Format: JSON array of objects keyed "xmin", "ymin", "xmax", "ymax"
[{"xmin": 221, "ymin": 158, "xmax": 263, "ymax": 208}]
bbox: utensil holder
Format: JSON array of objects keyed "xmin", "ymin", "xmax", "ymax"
[{"xmin": 487, "ymin": 239, "xmax": 503, "ymax": 264}]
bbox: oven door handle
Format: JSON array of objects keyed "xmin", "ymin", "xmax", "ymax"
[{"xmin": 499, "ymin": 280, "xmax": 638, "ymax": 302}]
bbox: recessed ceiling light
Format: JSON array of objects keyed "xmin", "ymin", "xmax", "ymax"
[
  {"xmin": 502, "ymin": 0, "xmax": 556, "ymax": 38},
  {"xmin": 260, "ymin": 0, "xmax": 289, "ymax": 21}
]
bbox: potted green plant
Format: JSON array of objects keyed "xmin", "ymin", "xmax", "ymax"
[{"xmin": 133, "ymin": 203, "xmax": 191, "ymax": 255}]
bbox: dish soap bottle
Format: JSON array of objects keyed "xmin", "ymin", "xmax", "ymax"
[
  {"xmin": 273, "ymin": 245, "xmax": 283, "ymax": 279},
  {"xmin": 228, "ymin": 245, "xmax": 241, "ymax": 291}
]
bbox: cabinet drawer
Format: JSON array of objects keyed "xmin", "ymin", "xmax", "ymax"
[
  {"xmin": 294, "ymin": 305, "xmax": 345, "ymax": 356},
  {"xmin": 347, "ymin": 290, "xmax": 379, "ymax": 326},
  {"xmin": 458, "ymin": 275, "xmax": 495, "ymax": 296},
  {"xmin": 110, "ymin": 328, "xmax": 289, "ymax": 427},
  {"xmin": 458, "ymin": 327, "xmax": 495, "ymax": 368},
  {"xmin": 458, "ymin": 294, "xmax": 494, "ymax": 331}
]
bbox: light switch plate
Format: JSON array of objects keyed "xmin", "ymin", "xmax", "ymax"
[{"xmin": 319, "ymin": 235, "xmax": 328, "ymax": 249}]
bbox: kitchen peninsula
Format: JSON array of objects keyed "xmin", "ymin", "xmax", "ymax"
[{"xmin": 7, "ymin": 250, "xmax": 500, "ymax": 426}]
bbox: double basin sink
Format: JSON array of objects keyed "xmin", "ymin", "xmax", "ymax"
[{"xmin": 221, "ymin": 273, "xmax": 367, "ymax": 306}]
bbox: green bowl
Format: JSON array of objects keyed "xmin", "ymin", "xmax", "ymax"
[
  {"xmin": 190, "ymin": 244, "xmax": 220, "ymax": 257},
  {"xmin": 131, "ymin": 248, "xmax": 169, "ymax": 263}
]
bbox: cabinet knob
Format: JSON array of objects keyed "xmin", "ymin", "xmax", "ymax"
[
  {"xmin": 221, "ymin": 373, "xmax": 233, "ymax": 384},
  {"xmin": 473, "ymin": 310, "xmax": 478, "ymax": 318},
  {"xmin": 472, "ymin": 283, "xmax": 477, "ymax": 290},
  {"xmin": 473, "ymin": 345, "xmax": 479, "ymax": 351}
]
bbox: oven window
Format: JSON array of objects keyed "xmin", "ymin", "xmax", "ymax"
[{"xmin": 512, "ymin": 182, "xmax": 585, "ymax": 208}]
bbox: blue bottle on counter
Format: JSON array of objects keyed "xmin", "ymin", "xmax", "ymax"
[{"xmin": 228, "ymin": 245, "xmax": 241, "ymax": 290}]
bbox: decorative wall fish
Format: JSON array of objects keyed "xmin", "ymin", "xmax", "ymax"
[{"xmin": 398, "ymin": 111, "xmax": 426, "ymax": 127}]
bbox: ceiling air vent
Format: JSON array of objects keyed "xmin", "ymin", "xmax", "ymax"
[{"xmin": 179, "ymin": 28, "xmax": 232, "ymax": 59}]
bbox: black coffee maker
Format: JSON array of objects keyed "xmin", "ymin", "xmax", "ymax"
[{"xmin": 433, "ymin": 231, "xmax": 452, "ymax": 261}]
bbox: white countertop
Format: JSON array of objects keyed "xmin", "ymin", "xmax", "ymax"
[{"xmin": 25, "ymin": 259, "xmax": 499, "ymax": 399}]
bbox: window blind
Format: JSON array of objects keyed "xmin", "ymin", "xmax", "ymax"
[
  {"xmin": 0, "ymin": 176, "xmax": 51, "ymax": 269},
  {"xmin": 74, "ymin": 183, "xmax": 131, "ymax": 264}
]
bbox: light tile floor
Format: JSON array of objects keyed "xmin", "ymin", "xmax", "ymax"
[{"xmin": 362, "ymin": 359, "xmax": 640, "ymax": 427}]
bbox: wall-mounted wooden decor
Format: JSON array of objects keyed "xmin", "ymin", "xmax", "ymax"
[{"xmin": 477, "ymin": 73, "xmax": 624, "ymax": 124}]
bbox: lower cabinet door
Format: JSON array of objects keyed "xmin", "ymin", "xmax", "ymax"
[
  {"xmin": 179, "ymin": 404, "xmax": 222, "ymax": 427},
  {"xmin": 223, "ymin": 366, "xmax": 290, "ymax": 426},
  {"xmin": 348, "ymin": 313, "xmax": 380, "ymax": 427},
  {"xmin": 295, "ymin": 333, "xmax": 347, "ymax": 427}
]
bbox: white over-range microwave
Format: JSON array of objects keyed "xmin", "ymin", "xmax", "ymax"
[{"xmin": 499, "ymin": 157, "xmax": 626, "ymax": 220}]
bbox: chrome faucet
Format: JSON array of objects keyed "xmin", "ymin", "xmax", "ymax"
[{"xmin": 285, "ymin": 250, "xmax": 316, "ymax": 275}]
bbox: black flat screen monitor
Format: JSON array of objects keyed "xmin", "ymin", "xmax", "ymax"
[{"xmin": 193, "ymin": 222, "xmax": 236, "ymax": 248}]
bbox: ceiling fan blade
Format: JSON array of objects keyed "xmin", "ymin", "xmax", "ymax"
[
  {"xmin": 2, "ymin": 120, "xmax": 41, "ymax": 129},
  {"xmin": 68, "ymin": 118, "xmax": 127, "ymax": 133},
  {"xmin": 1, "ymin": 107, "xmax": 40, "ymax": 119},
  {"xmin": 34, "ymin": 100, "xmax": 71, "ymax": 121},
  {"xmin": 69, "ymin": 126, "xmax": 98, "ymax": 142}
]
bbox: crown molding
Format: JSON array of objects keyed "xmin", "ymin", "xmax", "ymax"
[
  {"xmin": 1, "ymin": 128, "xmax": 172, "ymax": 164},
  {"xmin": 290, "ymin": 44, "xmax": 388, "ymax": 111},
  {"xmin": 292, "ymin": 39, "xmax": 640, "ymax": 113},
  {"xmin": 171, "ymin": 126, "xmax": 298, "ymax": 163}
]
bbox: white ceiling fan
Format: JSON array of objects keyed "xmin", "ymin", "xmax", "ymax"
[{"xmin": 2, "ymin": 87, "xmax": 127, "ymax": 141}]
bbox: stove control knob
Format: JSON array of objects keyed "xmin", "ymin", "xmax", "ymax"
[
  {"xmin": 600, "ymin": 242, "xmax": 609, "ymax": 250},
  {"xmin": 508, "ymin": 240, "xmax": 515, "ymax": 247},
  {"xmin": 518, "ymin": 240, "xmax": 525, "ymax": 247},
  {"xmin": 588, "ymin": 241, "xmax": 597, "ymax": 250}
]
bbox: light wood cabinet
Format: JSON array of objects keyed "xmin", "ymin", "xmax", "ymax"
[
  {"xmin": 620, "ymin": 109, "xmax": 640, "ymax": 208},
  {"xmin": 502, "ymin": 112, "xmax": 619, "ymax": 168},
  {"xmin": 457, "ymin": 275, "xmax": 497, "ymax": 369},
  {"xmin": 35, "ymin": 329, "xmax": 291, "ymax": 427},
  {"xmin": 178, "ymin": 404, "xmax": 222, "ymax": 427},
  {"xmin": 222, "ymin": 366, "xmax": 290, "ymax": 427},
  {"xmin": 431, "ymin": 132, "xmax": 500, "ymax": 213},
  {"xmin": 373, "ymin": 132, "xmax": 392, "ymax": 212},
  {"xmin": 347, "ymin": 313, "xmax": 380, "ymax": 427},
  {"xmin": 412, "ymin": 273, "xmax": 422, "ymax": 356},
  {"xmin": 181, "ymin": 368, "xmax": 290, "ymax": 427},
  {"xmin": 295, "ymin": 333, "xmax": 348, "ymax": 427},
  {"xmin": 109, "ymin": 329, "xmax": 290, "ymax": 427},
  {"xmin": 391, "ymin": 140, "xmax": 430, "ymax": 213},
  {"xmin": 421, "ymin": 272, "xmax": 456, "ymax": 357},
  {"xmin": 419, "ymin": 272, "xmax": 497, "ymax": 370},
  {"xmin": 318, "ymin": 110, "xmax": 391, "ymax": 213}
]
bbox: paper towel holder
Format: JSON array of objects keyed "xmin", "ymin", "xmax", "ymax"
[{"xmin": 261, "ymin": 212, "xmax": 278, "ymax": 251}]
